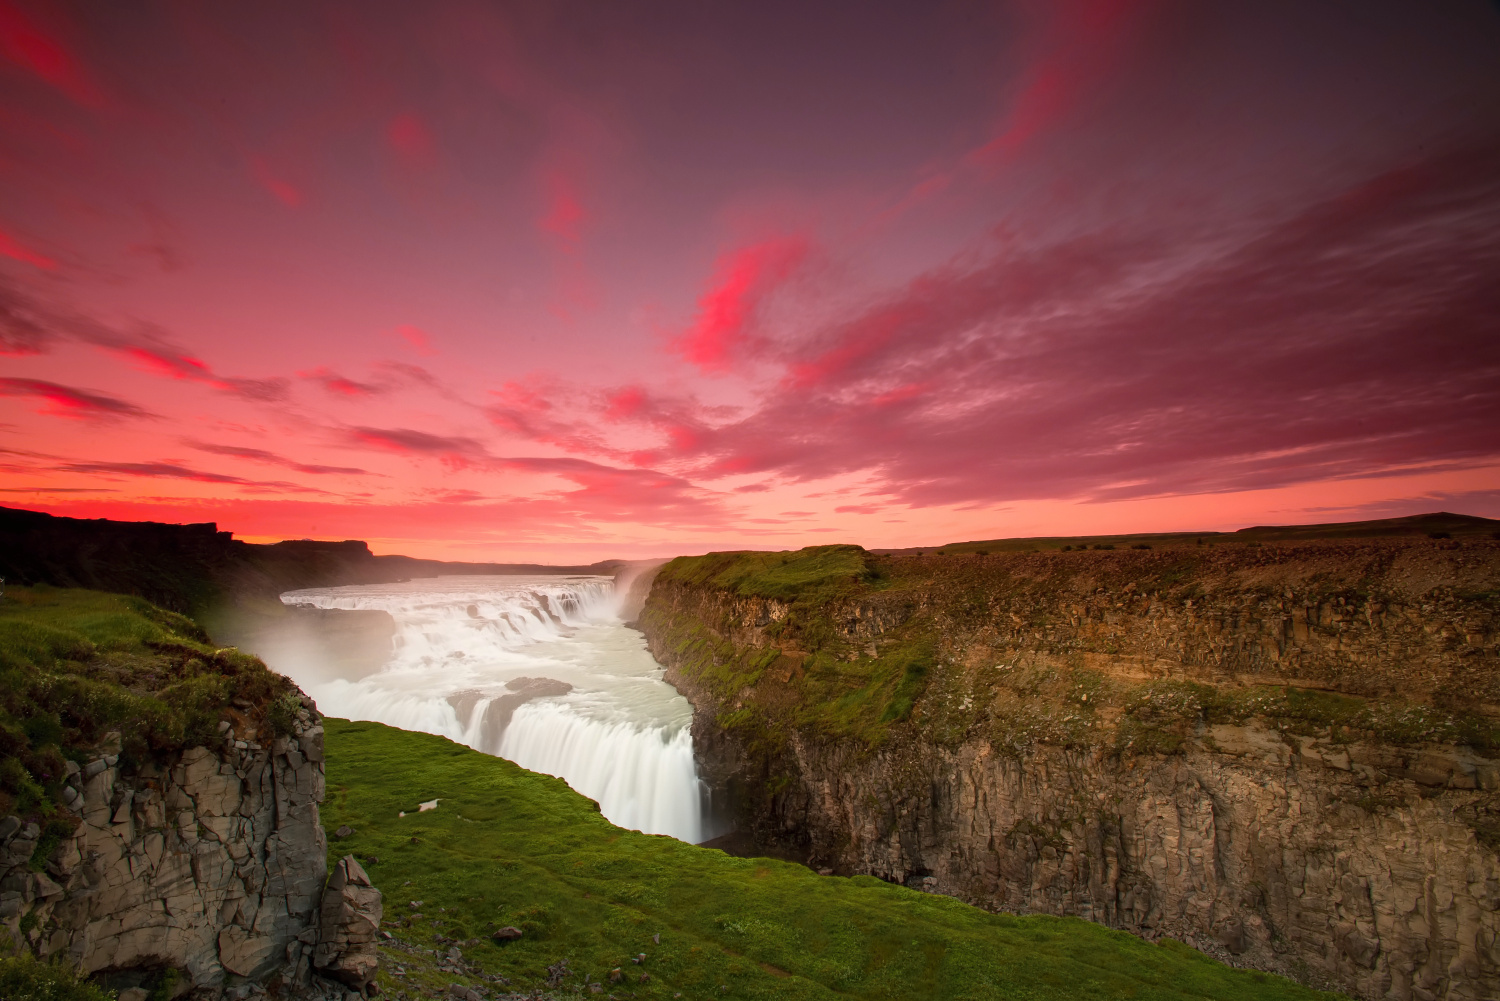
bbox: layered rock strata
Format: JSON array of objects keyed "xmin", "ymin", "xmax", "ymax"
[
  {"xmin": 643, "ymin": 540, "xmax": 1500, "ymax": 1000},
  {"xmin": 0, "ymin": 705, "xmax": 380, "ymax": 997}
]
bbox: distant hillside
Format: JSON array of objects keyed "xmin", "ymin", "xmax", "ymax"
[
  {"xmin": 873, "ymin": 511, "xmax": 1500, "ymax": 556},
  {"xmin": 0, "ymin": 505, "xmax": 620, "ymax": 618}
]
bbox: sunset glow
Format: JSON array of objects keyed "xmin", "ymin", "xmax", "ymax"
[{"xmin": 2, "ymin": 1, "xmax": 1498, "ymax": 560}]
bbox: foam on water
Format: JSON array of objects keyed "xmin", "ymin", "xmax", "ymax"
[{"xmin": 279, "ymin": 575, "xmax": 707, "ymax": 843}]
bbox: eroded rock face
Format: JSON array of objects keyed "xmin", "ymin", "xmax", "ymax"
[{"xmin": 0, "ymin": 709, "xmax": 379, "ymax": 997}]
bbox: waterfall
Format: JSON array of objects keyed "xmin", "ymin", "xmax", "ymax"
[{"xmin": 279, "ymin": 574, "xmax": 706, "ymax": 843}]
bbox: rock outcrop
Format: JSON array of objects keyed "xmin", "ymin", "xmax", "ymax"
[
  {"xmin": 0, "ymin": 703, "xmax": 380, "ymax": 998},
  {"xmin": 642, "ymin": 538, "xmax": 1500, "ymax": 1000},
  {"xmin": 313, "ymin": 856, "xmax": 382, "ymax": 989}
]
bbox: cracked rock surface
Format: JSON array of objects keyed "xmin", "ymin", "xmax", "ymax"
[{"xmin": 2, "ymin": 707, "xmax": 382, "ymax": 999}]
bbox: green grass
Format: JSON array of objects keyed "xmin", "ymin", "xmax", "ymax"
[
  {"xmin": 662, "ymin": 545, "xmax": 877, "ymax": 602},
  {"xmin": 0, "ymin": 586, "xmax": 298, "ymax": 818},
  {"xmin": 322, "ymin": 718, "xmax": 1345, "ymax": 1001},
  {"xmin": 0, "ymin": 953, "xmax": 115, "ymax": 1001}
]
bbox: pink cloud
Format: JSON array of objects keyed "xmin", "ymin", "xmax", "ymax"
[
  {"xmin": 672, "ymin": 236, "xmax": 808, "ymax": 373},
  {"xmin": 186, "ymin": 440, "xmax": 370, "ymax": 475},
  {"xmin": 0, "ymin": 226, "xmax": 55, "ymax": 270},
  {"xmin": 249, "ymin": 156, "xmax": 302, "ymax": 207},
  {"xmin": 0, "ymin": 377, "xmax": 153, "ymax": 420},
  {"xmin": 342, "ymin": 424, "xmax": 734, "ymax": 525},
  {"xmin": 346, "ymin": 426, "xmax": 488, "ymax": 469},
  {"xmin": 972, "ymin": 0, "xmax": 1143, "ymax": 162},
  {"xmin": 394, "ymin": 324, "xmax": 437, "ymax": 355},
  {"xmin": 300, "ymin": 367, "xmax": 382, "ymax": 397},
  {"xmin": 0, "ymin": 1, "xmax": 104, "ymax": 107},
  {"xmin": 52, "ymin": 459, "xmax": 329, "ymax": 494},
  {"xmin": 116, "ymin": 344, "xmax": 289, "ymax": 402},
  {"xmin": 539, "ymin": 170, "xmax": 585, "ymax": 249},
  {"xmin": 679, "ymin": 141, "xmax": 1500, "ymax": 506}
]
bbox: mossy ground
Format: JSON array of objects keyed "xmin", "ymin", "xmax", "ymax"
[
  {"xmin": 322, "ymin": 718, "xmax": 1346, "ymax": 1001},
  {"xmin": 0, "ymin": 586, "xmax": 298, "ymax": 818}
]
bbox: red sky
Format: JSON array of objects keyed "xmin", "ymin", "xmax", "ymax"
[{"xmin": 2, "ymin": 0, "xmax": 1499, "ymax": 561}]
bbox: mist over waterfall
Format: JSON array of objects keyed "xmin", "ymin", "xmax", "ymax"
[{"xmin": 278, "ymin": 574, "xmax": 707, "ymax": 843}]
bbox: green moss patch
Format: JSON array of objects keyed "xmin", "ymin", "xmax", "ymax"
[{"xmin": 0, "ymin": 586, "xmax": 298, "ymax": 818}]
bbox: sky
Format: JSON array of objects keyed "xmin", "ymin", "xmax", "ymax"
[{"xmin": 1, "ymin": 0, "xmax": 1499, "ymax": 561}]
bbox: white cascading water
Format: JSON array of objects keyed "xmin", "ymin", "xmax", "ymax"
[{"xmin": 278, "ymin": 575, "xmax": 706, "ymax": 843}]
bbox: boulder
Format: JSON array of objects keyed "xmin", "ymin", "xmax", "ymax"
[{"xmin": 313, "ymin": 855, "xmax": 383, "ymax": 989}]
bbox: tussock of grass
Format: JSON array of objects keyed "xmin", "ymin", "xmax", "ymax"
[
  {"xmin": 322, "ymin": 719, "xmax": 1345, "ymax": 1001},
  {"xmin": 0, "ymin": 586, "xmax": 297, "ymax": 818}
]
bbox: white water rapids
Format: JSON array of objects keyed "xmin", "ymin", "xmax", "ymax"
[{"xmin": 278, "ymin": 575, "xmax": 708, "ymax": 843}]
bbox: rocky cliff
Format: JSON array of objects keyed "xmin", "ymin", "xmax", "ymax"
[
  {"xmin": 1, "ymin": 714, "xmax": 382, "ymax": 999},
  {"xmin": 0, "ymin": 586, "xmax": 381, "ymax": 999},
  {"xmin": 641, "ymin": 536, "xmax": 1500, "ymax": 1001}
]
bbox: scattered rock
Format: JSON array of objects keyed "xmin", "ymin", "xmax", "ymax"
[
  {"xmin": 652, "ymin": 933, "xmax": 660, "ymax": 945},
  {"xmin": 817, "ymin": 868, "xmax": 833, "ymax": 876},
  {"xmin": 608, "ymin": 967, "xmax": 623, "ymax": 982},
  {"xmin": 491, "ymin": 926, "xmax": 523, "ymax": 941},
  {"xmin": 332, "ymin": 825, "xmax": 355, "ymax": 840},
  {"xmin": 544, "ymin": 959, "xmax": 571, "ymax": 987}
]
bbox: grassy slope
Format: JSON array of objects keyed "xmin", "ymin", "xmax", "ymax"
[{"xmin": 321, "ymin": 719, "xmax": 1345, "ymax": 1001}]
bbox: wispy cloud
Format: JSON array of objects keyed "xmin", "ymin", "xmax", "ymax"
[{"xmin": 0, "ymin": 377, "xmax": 155, "ymax": 420}]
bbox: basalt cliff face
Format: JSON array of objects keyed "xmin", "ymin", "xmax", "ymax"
[
  {"xmin": 0, "ymin": 583, "xmax": 382, "ymax": 1000},
  {"xmin": 641, "ymin": 539, "xmax": 1500, "ymax": 1001},
  {"xmin": 1, "ymin": 711, "xmax": 380, "ymax": 999}
]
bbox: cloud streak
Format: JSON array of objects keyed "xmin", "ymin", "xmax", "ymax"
[
  {"xmin": 186, "ymin": 440, "xmax": 371, "ymax": 476},
  {"xmin": 0, "ymin": 378, "xmax": 154, "ymax": 420}
]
